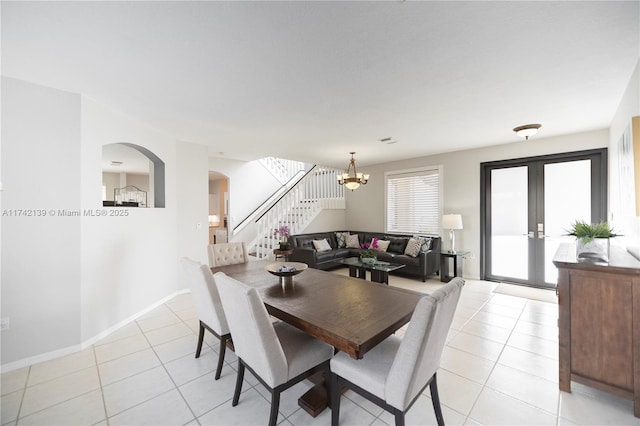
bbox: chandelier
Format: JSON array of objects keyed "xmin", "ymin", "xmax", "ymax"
[{"xmin": 337, "ymin": 152, "xmax": 369, "ymax": 191}]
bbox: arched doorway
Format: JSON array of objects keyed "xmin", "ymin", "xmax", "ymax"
[
  {"xmin": 208, "ymin": 171, "xmax": 229, "ymax": 244},
  {"xmin": 102, "ymin": 143, "xmax": 166, "ymax": 208}
]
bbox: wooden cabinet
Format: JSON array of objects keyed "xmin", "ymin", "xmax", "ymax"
[{"xmin": 554, "ymin": 244, "xmax": 640, "ymax": 417}]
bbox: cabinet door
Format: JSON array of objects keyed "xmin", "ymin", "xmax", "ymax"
[{"xmin": 570, "ymin": 270, "xmax": 633, "ymax": 391}]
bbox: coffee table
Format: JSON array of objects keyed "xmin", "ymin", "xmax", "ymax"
[{"xmin": 339, "ymin": 257, "xmax": 406, "ymax": 284}]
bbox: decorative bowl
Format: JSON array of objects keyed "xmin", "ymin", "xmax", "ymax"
[{"xmin": 265, "ymin": 262, "xmax": 308, "ymax": 286}]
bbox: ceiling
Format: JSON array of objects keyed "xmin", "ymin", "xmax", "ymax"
[
  {"xmin": 102, "ymin": 143, "xmax": 151, "ymax": 174},
  {"xmin": 2, "ymin": 1, "xmax": 639, "ymax": 168}
]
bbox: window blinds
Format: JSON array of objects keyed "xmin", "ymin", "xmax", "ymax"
[{"xmin": 386, "ymin": 167, "xmax": 441, "ymax": 234}]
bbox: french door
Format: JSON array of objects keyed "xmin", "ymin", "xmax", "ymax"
[{"xmin": 481, "ymin": 149, "xmax": 607, "ymax": 289}]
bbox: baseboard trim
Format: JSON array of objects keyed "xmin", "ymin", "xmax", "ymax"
[{"xmin": 1, "ymin": 288, "xmax": 190, "ymax": 373}]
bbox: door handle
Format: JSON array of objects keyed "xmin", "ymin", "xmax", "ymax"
[{"xmin": 526, "ymin": 231, "xmax": 534, "ymax": 239}]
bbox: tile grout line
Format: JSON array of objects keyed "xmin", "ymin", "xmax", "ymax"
[
  {"xmin": 93, "ymin": 343, "xmax": 110, "ymax": 426},
  {"xmin": 454, "ymin": 291, "xmax": 525, "ymax": 424},
  {"xmin": 11, "ymin": 365, "xmax": 31, "ymax": 426}
]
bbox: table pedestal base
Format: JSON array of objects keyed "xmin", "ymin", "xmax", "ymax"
[{"xmin": 298, "ymin": 372, "xmax": 328, "ymax": 417}]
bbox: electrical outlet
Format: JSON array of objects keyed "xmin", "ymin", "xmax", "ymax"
[{"xmin": 1, "ymin": 317, "xmax": 10, "ymax": 331}]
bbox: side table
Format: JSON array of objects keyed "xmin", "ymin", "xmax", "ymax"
[
  {"xmin": 440, "ymin": 250, "xmax": 469, "ymax": 282},
  {"xmin": 273, "ymin": 248, "xmax": 294, "ymax": 261}
]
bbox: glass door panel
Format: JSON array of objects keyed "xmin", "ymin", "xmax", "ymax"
[
  {"xmin": 543, "ymin": 160, "xmax": 592, "ymax": 284},
  {"xmin": 490, "ymin": 166, "xmax": 529, "ymax": 280},
  {"xmin": 482, "ymin": 149, "xmax": 606, "ymax": 289}
]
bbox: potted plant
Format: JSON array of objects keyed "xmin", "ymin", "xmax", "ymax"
[
  {"xmin": 273, "ymin": 225, "xmax": 291, "ymax": 250},
  {"xmin": 566, "ymin": 220, "xmax": 620, "ymax": 262},
  {"xmin": 359, "ymin": 240, "xmax": 379, "ymax": 264}
]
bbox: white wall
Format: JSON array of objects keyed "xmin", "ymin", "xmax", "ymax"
[
  {"xmin": 347, "ymin": 130, "xmax": 609, "ymax": 279},
  {"xmin": 609, "ymin": 59, "xmax": 640, "ymax": 249},
  {"xmin": 1, "ymin": 77, "xmax": 82, "ymax": 364},
  {"xmin": 126, "ymin": 173, "xmax": 150, "ymax": 192},
  {"xmin": 176, "ymin": 141, "xmax": 209, "ymax": 265},
  {"xmin": 102, "ymin": 172, "xmax": 119, "ymax": 201},
  {"xmin": 0, "ymin": 77, "xmax": 208, "ymax": 369},
  {"xmin": 300, "ymin": 209, "xmax": 347, "ymax": 234},
  {"xmin": 208, "ymin": 157, "xmax": 281, "ymax": 236},
  {"xmin": 80, "ymin": 96, "xmax": 181, "ymax": 345}
]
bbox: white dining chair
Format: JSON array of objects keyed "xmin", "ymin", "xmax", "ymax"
[
  {"xmin": 214, "ymin": 271, "xmax": 334, "ymax": 426},
  {"xmin": 330, "ymin": 277, "xmax": 464, "ymax": 426},
  {"xmin": 207, "ymin": 242, "xmax": 249, "ymax": 268},
  {"xmin": 180, "ymin": 257, "xmax": 232, "ymax": 380}
]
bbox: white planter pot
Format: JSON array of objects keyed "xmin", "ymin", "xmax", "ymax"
[{"xmin": 576, "ymin": 238, "xmax": 610, "ymax": 263}]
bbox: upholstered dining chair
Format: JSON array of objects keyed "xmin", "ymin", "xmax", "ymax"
[
  {"xmin": 207, "ymin": 242, "xmax": 249, "ymax": 268},
  {"xmin": 214, "ymin": 272, "xmax": 334, "ymax": 426},
  {"xmin": 180, "ymin": 257, "xmax": 232, "ymax": 380},
  {"xmin": 330, "ymin": 277, "xmax": 464, "ymax": 426}
]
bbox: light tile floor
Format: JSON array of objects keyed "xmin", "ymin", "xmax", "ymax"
[{"xmin": 3, "ymin": 269, "xmax": 640, "ymax": 426}]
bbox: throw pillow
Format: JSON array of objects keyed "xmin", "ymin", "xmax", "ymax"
[
  {"xmin": 368, "ymin": 237, "xmax": 379, "ymax": 249},
  {"xmin": 376, "ymin": 240, "xmax": 391, "ymax": 252},
  {"xmin": 335, "ymin": 232, "xmax": 350, "ymax": 248},
  {"xmin": 413, "ymin": 235, "xmax": 432, "ymax": 252},
  {"xmin": 404, "ymin": 238, "xmax": 422, "ymax": 257},
  {"xmin": 312, "ymin": 238, "xmax": 332, "ymax": 252},
  {"xmin": 346, "ymin": 234, "xmax": 360, "ymax": 249}
]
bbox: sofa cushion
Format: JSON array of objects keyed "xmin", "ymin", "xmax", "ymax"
[
  {"xmin": 387, "ymin": 237, "xmax": 409, "ymax": 254},
  {"xmin": 334, "ymin": 248, "xmax": 352, "ymax": 258},
  {"xmin": 313, "ymin": 239, "xmax": 332, "ymax": 252},
  {"xmin": 335, "ymin": 232, "xmax": 350, "ymax": 248},
  {"xmin": 346, "ymin": 234, "xmax": 360, "ymax": 248},
  {"xmin": 394, "ymin": 254, "xmax": 420, "ymax": 267},
  {"xmin": 316, "ymin": 250, "xmax": 336, "ymax": 263},
  {"xmin": 376, "ymin": 252, "xmax": 395, "ymax": 263}
]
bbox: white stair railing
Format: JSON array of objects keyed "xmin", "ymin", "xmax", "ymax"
[
  {"xmin": 258, "ymin": 157, "xmax": 307, "ymax": 185},
  {"xmin": 254, "ymin": 167, "xmax": 345, "ymax": 259}
]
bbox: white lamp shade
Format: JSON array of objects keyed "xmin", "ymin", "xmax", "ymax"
[{"xmin": 442, "ymin": 214, "xmax": 463, "ymax": 230}]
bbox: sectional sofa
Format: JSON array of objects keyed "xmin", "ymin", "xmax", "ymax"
[{"xmin": 287, "ymin": 230, "xmax": 441, "ymax": 282}]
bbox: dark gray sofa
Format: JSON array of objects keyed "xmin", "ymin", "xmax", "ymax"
[{"xmin": 287, "ymin": 231, "xmax": 440, "ymax": 282}]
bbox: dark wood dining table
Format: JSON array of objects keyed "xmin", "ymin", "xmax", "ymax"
[{"xmin": 210, "ymin": 260, "xmax": 423, "ymax": 416}]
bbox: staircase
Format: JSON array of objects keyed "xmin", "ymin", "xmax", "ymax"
[
  {"xmin": 258, "ymin": 156, "xmax": 306, "ymax": 184},
  {"xmin": 253, "ymin": 166, "xmax": 345, "ymax": 259}
]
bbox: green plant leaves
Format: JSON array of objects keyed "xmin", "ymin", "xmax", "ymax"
[{"xmin": 566, "ymin": 221, "xmax": 620, "ymax": 244}]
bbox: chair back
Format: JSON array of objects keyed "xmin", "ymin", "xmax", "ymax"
[
  {"xmin": 385, "ymin": 277, "xmax": 464, "ymax": 410},
  {"xmin": 208, "ymin": 242, "xmax": 249, "ymax": 268},
  {"xmin": 180, "ymin": 257, "xmax": 229, "ymax": 335},
  {"xmin": 214, "ymin": 272, "xmax": 288, "ymax": 387}
]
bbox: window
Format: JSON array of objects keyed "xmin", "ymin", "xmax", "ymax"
[{"xmin": 385, "ymin": 166, "xmax": 442, "ymax": 234}]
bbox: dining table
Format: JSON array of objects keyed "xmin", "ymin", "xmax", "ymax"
[{"xmin": 210, "ymin": 260, "xmax": 423, "ymax": 416}]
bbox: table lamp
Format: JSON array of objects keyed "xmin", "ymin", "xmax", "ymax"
[{"xmin": 442, "ymin": 214, "xmax": 463, "ymax": 253}]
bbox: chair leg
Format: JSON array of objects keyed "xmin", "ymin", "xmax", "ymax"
[
  {"xmin": 195, "ymin": 321, "xmax": 205, "ymax": 358},
  {"xmin": 232, "ymin": 359, "xmax": 245, "ymax": 407},
  {"xmin": 394, "ymin": 411, "xmax": 405, "ymax": 426},
  {"xmin": 268, "ymin": 391, "xmax": 280, "ymax": 426},
  {"xmin": 330, "ymin": 373, "xmax": 340, "ymax": 426},
  {"xmin": 429, "ymin": 373, "xmax": 445, "ymax": 426},
  {"xmin": 215, "ymin": 335, "xmax": 228, "ymax": 380}
]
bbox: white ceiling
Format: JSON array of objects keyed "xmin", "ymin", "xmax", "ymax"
[
  {"xmin": 102, "ymin": 143, "xmax": 151, "ymax": 174},
  {"xmin": 2, "ymin": 1, "xmax": 639, "ymax": 168}
]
